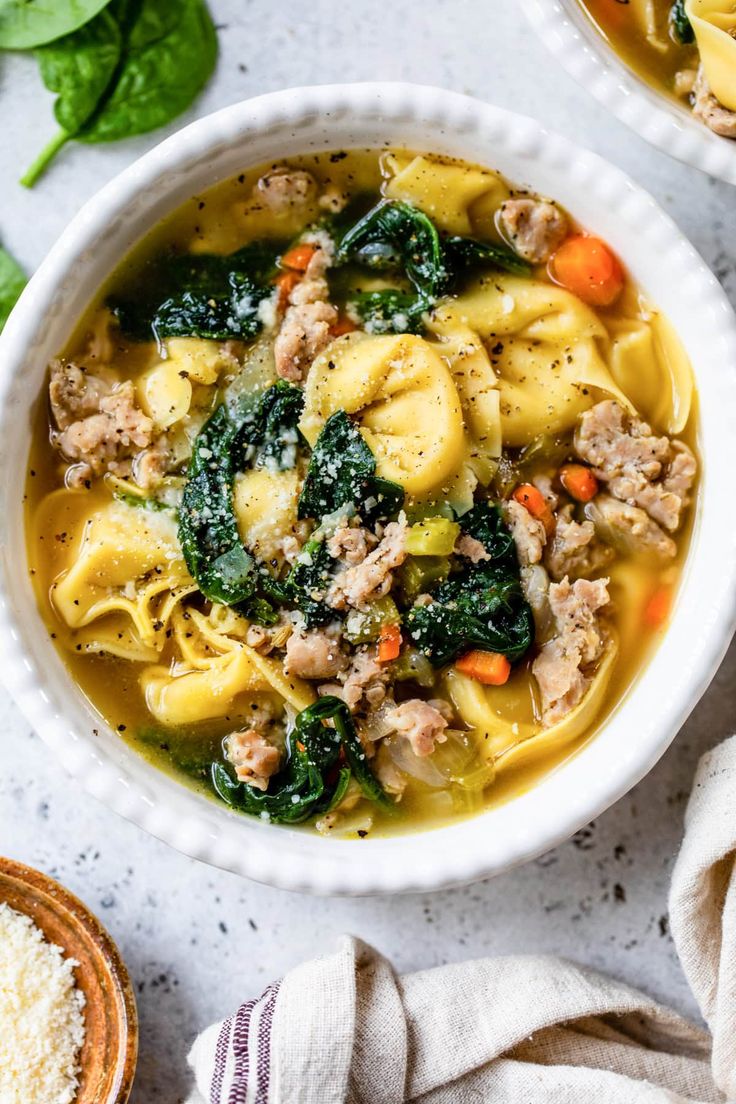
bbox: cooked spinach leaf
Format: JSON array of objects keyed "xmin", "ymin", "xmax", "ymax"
[
  {"xmin": 348, "ymin": 289, "xmax": 425, "ymax": 335},
  {"xmin": 285, "ymin": 536, "xmax": 335, "ymax": 628},
  {"xmin": 114, "ymin": 489, "xmax": 174, "ymax": 513},
  {"xmin": 406, "ymin": 502, "xmax": 533, "ymax": 666},
  {"xmin": 290, "ymin": 412, "xmax": 403, "ymax": 623},
  {"xmin": 21, "ymin": 0, "xmax": 217, "ymax": 187},
  {"xmin": 0, "ymin": 0, "xmax": 110, "ymax": 49},
  {"xmin": 298, "ymin": 410, "xmax": 404, "ymax": 524},
  {"xmin": 338, "ymin": 200, "xmax": 447, "ymax": 302},
  {"xmin": 178, "ymin": 381, "xmax": 303, "ymax": 613},
  {"xmin": 179, "ymin": 403, "xmax": 256, "ymax": 604},
  {"xmin": 0, "ymin": 245, "xmax": 26, "ymax": 331},
  {"xmin": 458, "ymin": 500, "xmax": 517, "ymax": 560},
  {"xmin": 670, "ymin": 0, "xmax": 694, "ymax": 43},
  {"xmin": 327, "ymin": 696, "xmax": 394, "ymax": 809},
  {"xmin": 211, "ymin": 695, "xmax": 391, "ymax": 823},
  {"xmin": 336, "ymin": 201, "xmax": 531, "ymax": 334},
  {"xmin": 156, "ymin": 276, "xmax": 270, "ymax": 343},
  {"xmin": 111, "ymin": 241, "xmax": 280, "ymax": 343},
  {"xmin": 443, "ymin": 235, "xmax": 531, "ymax": 278}
]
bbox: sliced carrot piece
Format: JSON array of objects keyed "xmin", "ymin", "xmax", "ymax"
[
  {"xmin": 559, "ymin": 463, "xmax": 599, "ymax": 503},
  {"xmin": 329, "ymin": 316, "xmax": 358, "ymax": 337},
  {"xmin": 644, "ymin": 585, "xmax": 672, "ymax": 629},
  {"xmin": 550, "ymin": 234, "xmax": 624, "ymax": 307},
  {"xmin": 455, "ymin": 650, "xmax": 511, "ymax": 686},
  {"xmin": 275, "ymin": 270, "xmax": 300, "ymax": 310},
  {"xmin": 280, "ymin": 243, "xmax": 317, "ymax": 272},
  {"xmin": 377, "ymin": 622, "xmax": 401, "ymax": 664},
  {"xmin": 512, "ymin": 483, "xmax": 555, "ymax": 536}
]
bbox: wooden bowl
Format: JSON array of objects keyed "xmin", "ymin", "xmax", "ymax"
[{"xmin": 0, "ymin": 857, "xmax": 138, "ymax": 1103}]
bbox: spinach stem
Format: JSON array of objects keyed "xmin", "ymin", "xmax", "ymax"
[{"xmin": 20, "ymin": 129, "xmax": 71, "ymax": 189}]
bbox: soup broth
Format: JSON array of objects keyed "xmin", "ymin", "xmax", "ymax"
[
  {"xmin": 577, "ymin": 0, "xmax": 736, "ymax": 136},
  {"xmin": 26, "ymin": 149, "xmax": 698, "ymax": 837}
]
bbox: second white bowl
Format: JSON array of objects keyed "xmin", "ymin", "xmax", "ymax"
[{"xmin": 521, "ymin": 0, "xmax": 736, "ymax": 186}]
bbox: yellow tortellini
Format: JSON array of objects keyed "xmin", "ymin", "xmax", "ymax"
[
  {"xmin": 433, "ymin": 276, "xmax": 633, "ymax": 447},
  {"xmin": 137, "ymin": 339, "xmax": 233, "ymax": 430},
  {"xmin": 142, "ymin": 649, "xmax": 268, "ymax": 726},
  {"xmin": 51, "ymin": 501, "xmax": 193, "ymax": 649},
  {"xmin": 138, "ymin": 360, "xmax": 192, "ymax": 428},
  {"xmin": 300, "ymin": 332, "xmax": 466, "ymax": 497},
  {"xmin": 164, "ymin": 338, "xmax": 234, "ymax": 385},
  {"xmin": 234, "ymin": 467, "xmax": 302, "ymax": 565},
  {"xmin": 686, "ymin": 0, "xmax": 736, "ymax": 111},
  {"xmin": 140, "ymin": 603, "xmax": 314, "ymax": 725},
  {"xmin": 427, "ymin": 321, "xmax": 502, "ymax": 463},
  {"xmin": 70, "ymin": 617, "xmax": 161, "ymax": 663},
  {"xmin": 425, "ymin": 321, "xmax": 502, "ymax": 513},
  {"xmin": 445, "ymin": 634, "xmax": 619, "ymax": 775},
  {"xmin": 383, "ymin": 154, "xmax": 509, "ymax": 236},
  {"xmin": 605, "ymin": 307, "xmax": 693, "ymax": 434}
]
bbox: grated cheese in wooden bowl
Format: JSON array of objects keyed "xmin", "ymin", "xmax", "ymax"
[{"xmin": 0, "ymin": 901, "xmax": 86, "ymax": 1104}]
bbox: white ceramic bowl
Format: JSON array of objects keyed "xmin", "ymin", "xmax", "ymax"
[
  {"xmin": 1, "ymin": 83, "xmax": 735, "ymax": 896},
  {"xmin": 521, "ymin": 0, "xmax": 736, "ymax": 185}
]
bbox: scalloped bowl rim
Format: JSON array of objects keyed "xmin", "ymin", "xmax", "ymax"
[
  {"xmin": 1, "ymin": 83, "xmax": 735, "ymax": 896},
  {"xmin": 520, "ymin": 0, "xmax": 736, "ymax": 185}
]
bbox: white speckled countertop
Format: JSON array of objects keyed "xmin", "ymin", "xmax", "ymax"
[{"xmin": 1, "ymin": 3, "xmax": 735, "ymax": 1099}]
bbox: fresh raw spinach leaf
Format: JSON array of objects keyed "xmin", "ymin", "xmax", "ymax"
[
  {"xmin": 211, "ymin": 695, "xmax": 391, "ymax": 823},
  {"xmin": 80, "ymin": 0, "xmax": 217, "ymax": 142},
  {"xmin": 178, "ymin": 382, "xmax": 303, "ymax": 613},
  {"xmin": 0, "ymin": 245, "xmax": 26, "ymax": 331},
  {"xmin": 0, "ymin": 0, "xmax": 110, "ymax": 49},
  {"xmin": 406, "ymin": 502, "xmax": 534, "ymax": 666},
  {"xmin": 111, "ymin": 241, "xmax": 280, "ymax": 343},
  {"xmin": 21, "ymin": 0, "xmax": 217, "ymax": 187},
  {"xmin": 670, "ymin": 0, "xmax": 694, "ymax": 43},
  {"xmin": 348, "ymin": 288, "xmax": 425, "ymax": 335},
  {"xmin": 298, "ymin": 410, "xmax": 404, "ymax": 524},
  {"xmin": 34, "ymin": 8, "xmax": 121, "ymax": 135}
]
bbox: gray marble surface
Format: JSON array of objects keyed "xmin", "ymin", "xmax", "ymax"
[{"xmin": 1, "ymin": 3, "xmax": 735, "ymax": 1100}]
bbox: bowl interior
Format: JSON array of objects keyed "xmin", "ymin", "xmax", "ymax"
[
  {"xmin": 1, "ymin": 85, "xmax": 736, "ymax": 894},
  {"xmin": 521, "ymin": 0, "xmax": 736, "ymax": 186},
  {"xmin": 0, "ymin": 858, "xmax": 137, "ymax": 1103}
]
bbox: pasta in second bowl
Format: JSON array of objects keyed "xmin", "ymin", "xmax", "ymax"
[
  {"xmin": 2, "ymin": 85, "xmax": 735, "ymax": 892},
  {"xmin": 578, "ymin": 0, "xmax": 736, "ymax": 137},
  {"xmin": 521, "ymin": 0, "xmax": 736, "ymax": 185}
]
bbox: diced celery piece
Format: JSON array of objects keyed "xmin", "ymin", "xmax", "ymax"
[
  {"xmin": 390, "ymin": 647, "xmax": 434, "ymax": 687},
  {"xmin": 397, "ymin": 555, "xmax": 450, "ymax": 600},
  {"xmin": 405, "ymin": 516, "xmax": 460, "ymax": 556},
  {"xmin": 344, "ymin": 595, "xmax": 399, "ymax": 644}
]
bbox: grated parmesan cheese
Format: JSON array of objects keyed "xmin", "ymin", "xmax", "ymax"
[{"xmin": 0, "ymin": 902, "xmax": 86, "ymax": 1104}]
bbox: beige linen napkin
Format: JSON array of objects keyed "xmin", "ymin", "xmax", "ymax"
[{"xmin": 187, "ymin": 735, "xmax": 736, "ymax": 1103}]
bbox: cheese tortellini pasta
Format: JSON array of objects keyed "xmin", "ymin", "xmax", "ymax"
[
  {"xmin": 686, "ymin": 0, "xmax": 736, "ymax": 111},
  {"xmin": 579, "ymin": 0, "xmax": 736, "ymax": 136}
]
